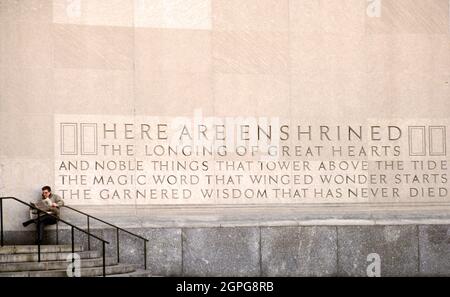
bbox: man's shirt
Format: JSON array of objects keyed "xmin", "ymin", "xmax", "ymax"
[{"xmin": 36, "ymin": 193, "xmax": 64, "ymax": 217}]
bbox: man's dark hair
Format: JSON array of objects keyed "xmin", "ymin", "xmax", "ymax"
[{"xmin": 42, "ymin": 186, "xmax": 51, "ymax": 192}]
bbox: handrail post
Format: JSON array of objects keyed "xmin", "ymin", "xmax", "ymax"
[
  {"xmin": 144, "ymin": 240, "xmax": 147, "ymax": 270},
  {"xmin": 37, "ymin": 211, "xmax": 41, "ymax": 262},
  {"xmin": 116, "ymin": 228, "xmax": 120, "ymax": 263},
  {"xmin": 0, "ymin": 199, "xmax": 4, "ymax": 247},
  {"xmin": 71, "ymin": 226, "xmax": 75, "ymax": 274},
  {"xmin": 102, "ymin": 241, "xmax": 106, "ymax": 277},
  {"xmin": 87, "ymin": 216, "xmax": 90, "ymax": 250},
  {"xmin": 55, "ymin": 221, "xmax": 59, "ymax": 245}
]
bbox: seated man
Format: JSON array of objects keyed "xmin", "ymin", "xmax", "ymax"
[{"xmin": 22, "ymin": 186, "xmax": 64, "ymax": 244}]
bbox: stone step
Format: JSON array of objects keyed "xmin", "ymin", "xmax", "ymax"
[
  {"xmin": 0, "ymin": 250, "xmax": 102, "ymax": 263},
  {"xmin": 0, "ymin": 257, "xmax": 117, "ymax": 272},
  {"xmin": 0, "ymin": 245, "xmax": 83, "ymax": 255},
  {"xmin": 0, "ymin": 264, "xmax": 136, "ymax": 277},
  {"xmin": 107, "ymin": 269, "xmax": 154, "ymax": 277}
]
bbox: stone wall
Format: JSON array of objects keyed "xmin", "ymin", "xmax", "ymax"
[
  {"xmin": 4, "ymin": 224, "xmax": 449, "ymax": 276},
  {"xmin": 2, "ymin": 1, "xmax": 450, "ymax": 228},
  {"xmin": 1, "ymin": 0, "xmax": 449, "ymax": 277}
]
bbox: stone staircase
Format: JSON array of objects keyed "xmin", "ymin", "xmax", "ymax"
[{"xmin": 0, "ymin": 245, "xmax": 152, "ymax": 277}]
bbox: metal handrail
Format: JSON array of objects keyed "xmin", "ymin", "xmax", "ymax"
[
  {"xmin": 0, "ymin": 197, "xmax": 110, "ymax": 276},
  {"xmin": 62, "ymin": 205, "xmax": 148, "ymax": 270}
]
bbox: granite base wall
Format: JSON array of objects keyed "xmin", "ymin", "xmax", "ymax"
[{"xmin": 3, "ymin": 225, "xmax": 449, "ymax": 277}]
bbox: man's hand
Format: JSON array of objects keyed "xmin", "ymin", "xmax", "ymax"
[{"xmin": 52, "ymin": 203, "xmax": 58, "ymax": 208}]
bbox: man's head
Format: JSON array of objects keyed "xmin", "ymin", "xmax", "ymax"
[{"xmin": 41, "ymin": 186, "xmax": 52, "ymax": 199}]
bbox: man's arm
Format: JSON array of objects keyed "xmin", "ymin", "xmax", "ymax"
[{"xmin": 53, "ymin": 194, "xmax": 64, "ymax": 208}]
